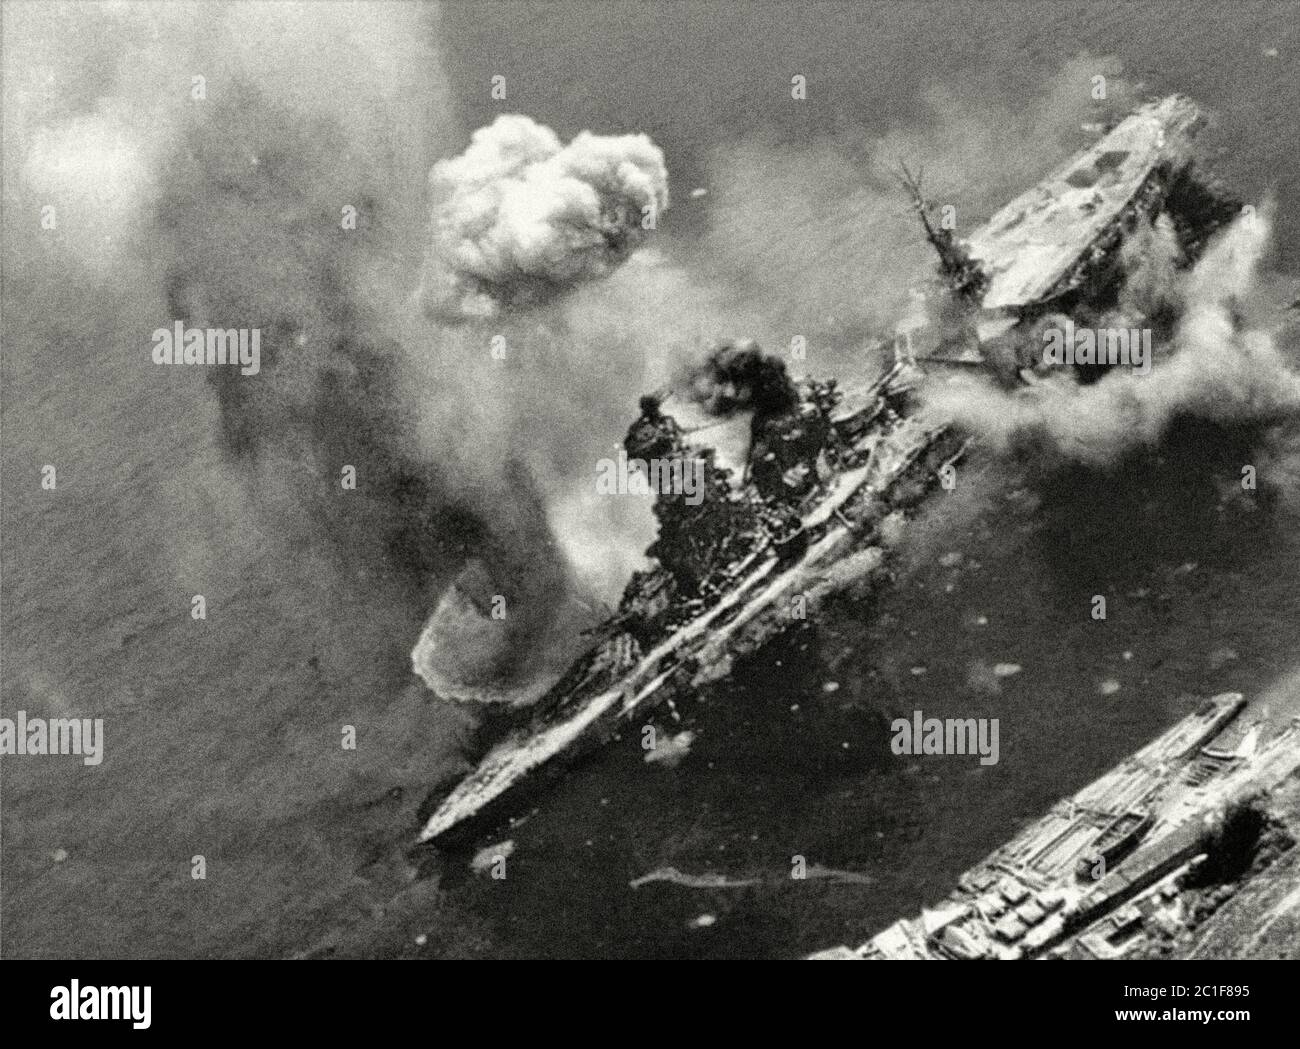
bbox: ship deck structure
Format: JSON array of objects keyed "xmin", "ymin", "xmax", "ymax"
[{"xmin": 812, "ymin": 695, "xmax": 1300, "ymax": 960}]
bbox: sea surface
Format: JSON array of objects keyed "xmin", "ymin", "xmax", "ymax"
[{"xmin": 3, "ymin": 1, "xmax": 1298, "ymax": 958}]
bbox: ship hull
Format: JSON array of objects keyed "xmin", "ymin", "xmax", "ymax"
[{"xmin": 418, "ymin": 380, "xmax": 964, "ymax": 846}]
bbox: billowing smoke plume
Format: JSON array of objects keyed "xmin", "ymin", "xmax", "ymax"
[
  {"xmin": 419, "ymin": 114, "xmax": 669, "ymax": 322},
  {"xmin": 1115, "ymin": 212, "xmax": 1185, "ymax": 321},
  {"xmin": 401, "ymin": 116, "xmax": 672, "ymax": 703},
  {"xmin": 1, "ymin": 1, "xmax": 615, "ymax": 711},
  {"xmin": 921, "ymin": 203, "xmax": 1300, "ymax": 467},
  {"xmin": 680, "ymin": 338, "xmax": 798, "ymax": 418}
]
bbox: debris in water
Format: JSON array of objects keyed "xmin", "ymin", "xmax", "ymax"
[
  {"xmin": 879, "ymin": 511, "xmax": 908, "ymax": 548},
  {"xmin": 690, "ymin": 186, "xmax": 708, "ymax": 198},
  {"xmin": 805, "ymin": 865, "xmax": 874, "ymax": 885},
  {"xmin": 632, "ymin": 863, "xmax": 871, "ymax": 891},
  {"xmin": 1099, "ymin": 679, "xmax": 1122, "ymax": 696},
  {"xmin": 939, "ymin": 551, "xmax": 964, "ymax": 567},
  {"xmin": 52, "ymin": 848, "xmax": 68, "ymax": 863},
  {"xmin": 822, "ymin": 681, "xmax": 840, "ymax": 693},
  {"xmin": 644, "ymin": 729, "xmax": 696, "ymax": 768},
  {"xmin": 631, "ymin": 867, "xmax": 759, "ymax": 890},
  {"xmin": 690, "ymin": 914, "xmax": 718, "ymax": 928},
  {"xmin": 470, "ymin": 839, "xmax": 514, "ymax": 875},
  {"xmin": 993, "ymin": 662, "xmax": 1022, "ymax": 678}
]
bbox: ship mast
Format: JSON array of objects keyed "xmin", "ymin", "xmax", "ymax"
[{"xmin": 897, "ymin": 162, "xmax": 989, "ymax": 304}]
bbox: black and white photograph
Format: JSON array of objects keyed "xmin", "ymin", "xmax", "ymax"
[{"xmin": 2, "ymin": 0, "xmax": 1299, "ymax": 1016}]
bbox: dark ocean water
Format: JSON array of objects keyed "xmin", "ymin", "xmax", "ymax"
[{"xmin": 3, "ymin": 1, "xmax": 1298, "ymax": 959}]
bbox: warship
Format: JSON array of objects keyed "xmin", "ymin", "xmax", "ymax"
[
  {"xmin": 416, "ymin": 94, "xmax": 1241, "ymax": 849},
  {"xmin": 811, "ymin": 695, "xmax": 1300, "ymax": 960}
]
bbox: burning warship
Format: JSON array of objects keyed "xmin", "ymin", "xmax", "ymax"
[{"xmin": 416, "ymin": 95, "xmax": 1242, "ymax": 849}]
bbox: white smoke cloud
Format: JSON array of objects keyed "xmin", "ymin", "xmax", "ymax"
[
  {"xmin": 1116, "ymin": 212, "xmax": 1184, "ymax": 319},
  {"xmin": 921, "ymin": 203, "xmax": 1300, "ymax": 466},
  {"xmin": 419, "ymin": 114, "xmax": 670, "ymax": 321}
]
